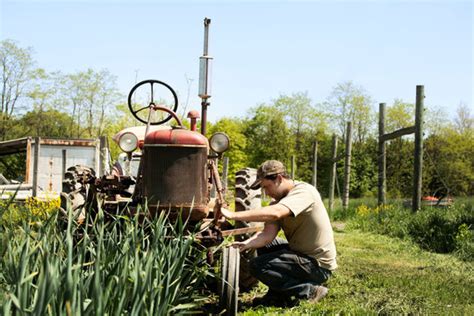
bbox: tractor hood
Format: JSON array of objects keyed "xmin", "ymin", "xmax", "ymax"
[{"xmin": 144, "ymin": 128, "xmax": 209, "ymax": 149}]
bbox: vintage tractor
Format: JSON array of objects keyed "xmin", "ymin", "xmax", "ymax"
[{"xmin": 60, "ymin": 18, "xmax": 262, "ymax": 315}]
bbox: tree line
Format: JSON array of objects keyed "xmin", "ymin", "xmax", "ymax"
[{"xmin": 1, "ymin": 40, "xmax": 473, "ymax": 197}]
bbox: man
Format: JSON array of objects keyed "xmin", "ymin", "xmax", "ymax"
[{"xmin": 220, "ymin": 160, "xmax": 337, "ymax": 306}]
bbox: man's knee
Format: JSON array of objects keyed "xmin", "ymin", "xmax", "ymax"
[{"xmin": 249, "ymin": 256, "xmax": 264, "ymax": 277}]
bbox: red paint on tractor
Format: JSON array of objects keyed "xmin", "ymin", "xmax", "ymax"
[{"xmin": 145, "ymin": 129, "xmax": 209, "ymax": 146}]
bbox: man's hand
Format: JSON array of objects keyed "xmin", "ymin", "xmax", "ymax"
[
  {"xmin": 230, "ymin": 240, "xmax": 252, "ymax": 252},
  {"xmin": 220, "ymin": 207, "xmax": 235, "ymax": 220}
]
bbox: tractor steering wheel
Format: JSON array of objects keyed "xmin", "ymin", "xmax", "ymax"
[{"xmin": 127, "ymin": 79, "xmax": 179, "ymax": 125}]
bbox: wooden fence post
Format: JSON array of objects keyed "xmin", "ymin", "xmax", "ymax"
[
  {"xmin": 328, "ymin": 134, "xmax": 338, "ymax": 213},
  {"xmin": 312, "ymin": 141, "xmax": 318, "ymax": 188},
  {"xmin": 342, "ymin": 122, "xmax": 353, "ymax": 211},
  {"xmin": 32, "ymin": 137, "xmax": 40, "ymax": 197},
  {"xmin": 412, "ymin": 85, "xmax": 424, "ymax": 211},
  {"xmin": 291, "ymin": 155, "xmax": 296, "ymax": 179},
  {"xmin": 378, "ymin": 103, "xmax": 386, "ymax": 205}
]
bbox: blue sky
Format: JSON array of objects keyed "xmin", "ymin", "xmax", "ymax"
[{"xmin": 1, "ymin": 0, "xmax": 472, "ymax": 122}]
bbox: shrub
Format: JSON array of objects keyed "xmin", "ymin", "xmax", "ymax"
[
  {"xmin": 346, "ymin": 200, "xmax": 474, "ymax": 261},
  {"xmin": 1, "ymin": 196, "xmax": 60, "ymax": 225}
]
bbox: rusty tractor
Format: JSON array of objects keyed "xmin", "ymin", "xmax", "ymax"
[{"xmin": 60, "ymin": 19, "xmax": 262, "ymax": 315}]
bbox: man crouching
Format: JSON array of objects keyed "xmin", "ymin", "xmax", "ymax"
[{"xmin": 220, "ymin": 160, "xmax": 337, "ymax": 307}]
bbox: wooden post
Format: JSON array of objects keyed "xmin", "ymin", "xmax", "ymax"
[
  {"xmin": 311, "ymin": 141, "xmax": 318, "ymax": 188},
  {"xmin": 222, "ymin": 156, "xmax": 229, "ymax": 192},
  {"xmin": 62, "ymin": 149, "xmax": 67, "ymax": 185},
  {"xmin": 412, "ymin": 85, "xmax": 424, "ymax": 211},
  {"xmin": 378, "ymin": 103, "xmax": 386, "ymax": 205},
  {"xmin": 328, "ymin": 134, "xmax": 338, "ymax": 213},
  {"xmin": 99, "ymin": 136, "xmax": 108, "ymax": 176},
  {"xmin": 291, "ymin": 155, "xmax": 296, "ymax": 179},
  {"xmin": 342, "ymin": 122, "xmax": 353, "ymax": 210},
  {"xmin": 32, "ymin": 137, "xmax": 40, "ymax": 197}
]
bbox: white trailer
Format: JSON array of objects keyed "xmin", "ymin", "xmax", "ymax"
[{"xmin": 0, "ymin": 137, "xmax": 109, "ymax": 200}]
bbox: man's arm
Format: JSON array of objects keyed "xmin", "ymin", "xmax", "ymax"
[
  {"xmin": 220, "ymin": 204, "xmax": 291, "ymax": 222},
  {"xmin": 230, "ymin": 221, "xmax": 280, "ymax": 252}
]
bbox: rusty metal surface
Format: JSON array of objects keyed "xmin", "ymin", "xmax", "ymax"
[
  {"xmin": 0, "ymin": 137, "xmax": 97, "ymax": 156},
  {"xmin": 40, "ymin": 139, "xmax": 97, "ymax": 147},
  {"xmin": 139, "ymin": 145, "xmax": 209, "ymax": 221},
  {"xmin": 221, "ymin": 225, "xmax": 264, "ymax": 237},
  {"xmin": 145, "ymin": 129, "xmax": 209, "ymax": 146}
]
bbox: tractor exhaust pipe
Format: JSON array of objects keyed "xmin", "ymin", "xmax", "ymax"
[{"xmin": 199, "ymin": 17, "xmax": 212, "ymax": 135}]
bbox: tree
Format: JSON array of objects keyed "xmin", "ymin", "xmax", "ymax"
[
  {"xmin": 0, "ymin": 39, "xmax": 36, "ymax": 140},
  {"xmin": 454, "ymin": 102, "xmax": 474, "ymax": 135},
  {"xmin": 27, "ymin": 68, "xmax": 62, "ymax": 112},
  {"xmin": 324, "ymin": 81, "xmax": 374, "ymax": 143},
  {"xmin": 12, "ymin": 109, "xmax": 76, "ymax": 138},
  {"xmin": 60, "ymin": 69, "xmax": 122, "ymax": 138},
  {"xmin": 273, "ymin": 92, "xmax": 328, "ymax": 151},
  {"xmin": 243, "ymin": 104, "xmax": 293, "ymax": 168}
]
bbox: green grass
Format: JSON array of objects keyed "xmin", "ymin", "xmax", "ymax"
[{"xmin": 240, "ymin": 228, "xmax": 474, "ymax": 315}]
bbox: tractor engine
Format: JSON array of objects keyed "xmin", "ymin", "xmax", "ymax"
[{"xmin": 136, "ymin": 128, "xmax": 210, "ymax": 221}]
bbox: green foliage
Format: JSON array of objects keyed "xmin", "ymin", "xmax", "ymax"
[
  {"xmin": 425, "ymin": 126, "xmax": 474, "ymax": 196},
  {"xmin": 0, "ymin": 197, "xmax": 60, "ymax": 226},
  {"xmin": 454, "ymin": 223, "xmax": 474, "ymax": 261},
  {"xmin": 208, "ymin": 117, "xmax": 249, "ymax": 184},
  {"xmin": 244, "ymin": 104, "xmax": 294, "ymax": 168},
  {"xmin": 0, "ymin": 152, "xmax": 26, "ymax": 182},
  {"xmin": 349, "ymin": 139, "xmax": 378, "ymax": 198},
  {"xmin": 0, "ymin": 205, "xmax": 210, "ymax": 314},
  {"xmin": 385, "ymin": 138, "xmax": 414, "ymax": 197},
  {"xmin": 14, "ymin": 109, "xmax": 77, "ymax": 138},
  {"xmin": 345, "ymin": 199, "xmax": 474, "ymax": 261}
]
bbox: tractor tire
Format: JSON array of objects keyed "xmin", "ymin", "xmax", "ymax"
[
  {"xmin": 219, "ymin": 247, "xmax": 240, "ymax": 316},
  {"xmin": 234, "ymin": 167, "xmax": 261, "ymax": 292},
  {"xmin": 60, "ymin": 165, "xmax": 96, "ymax": 223}
]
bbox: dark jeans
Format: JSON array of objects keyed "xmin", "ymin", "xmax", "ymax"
[{"xmin": 249, "ymin": 237, "xmax": 331, "ymax": 300}]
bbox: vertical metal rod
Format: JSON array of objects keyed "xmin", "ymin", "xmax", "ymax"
[
  {"xmin": 201, "ymin": 101, "xmax": 208, "ymax": 135},
  {"xmin": 378, "ymin": 103, "xmax": 386, "ymax": 205},
  {"xmin": 222, "ymin": 156, "xmax": 229, "ymax": 192},
  {"xmin": 377, "ymin": 103, "xmax": 387, "ymax": 205},
  {"xmin": 342, "ymin": 122, "xmax": 353, "ymax": 211},
  {"xmin": 203, "ymin": 17, "xmax": 211, "ymax": 55},
  {"xmin": 32, "ymin": 137, "xmax": 40, "ymax": 197},
  {"xmin": 328, "ymin": 134, "xmax": 338, "ymax": 213},
  {"xmin": 200, "ymin": 18, "xmax": 211, "ymax": 135},
  {"xmin": 413, "ymin": 85, "xmax": 424, "ymax": 211},
  {"xmin": 312, "ymin": 141, "xmax": 318, "ymax": 188},
  {"xmin": 291, "ymin": 155, "xmax": 296, "ymax": 179}
]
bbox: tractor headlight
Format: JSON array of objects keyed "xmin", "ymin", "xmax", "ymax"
[
  {"xmin": 209, "ymin": 132, "xmax": 230, "ymax": 153},
  {"xmin": 119, "ymin": 132, "xmax": 138, "ymax": 153}
]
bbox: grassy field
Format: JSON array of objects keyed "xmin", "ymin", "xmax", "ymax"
[
  {"xmin": 239, "ymin": 227, "xmax": 474, "ymax": 315},
  {"xmin": 1, "ymin": 197, "xmax": 472, "ymax": 314}
]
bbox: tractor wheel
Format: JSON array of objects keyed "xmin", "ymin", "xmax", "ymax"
[
  {"xmin": 60, "ymin": 165, "xmax": 96, "ymax": 223},
  {"xmin": 219, "ymin": 247, "xmax": 240, "ymax": 316},
  {"xmin": 234, "ymin": 168, "xmax": 261, "ymax": 292}
]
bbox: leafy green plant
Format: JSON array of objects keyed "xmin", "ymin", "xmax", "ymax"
[{"xmin": 0, "ymin": 203, "xmax": 211, "ymax": 314}]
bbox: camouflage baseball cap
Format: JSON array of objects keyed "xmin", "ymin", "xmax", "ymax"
[{"xmin": 250, "ymin": 160, "xmax": 286, "ymax": 189}]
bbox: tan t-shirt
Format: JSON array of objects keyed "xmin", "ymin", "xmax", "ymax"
[{"xmin": 277, "ymin": 181, "xmax": 337, "ymax": 271}]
